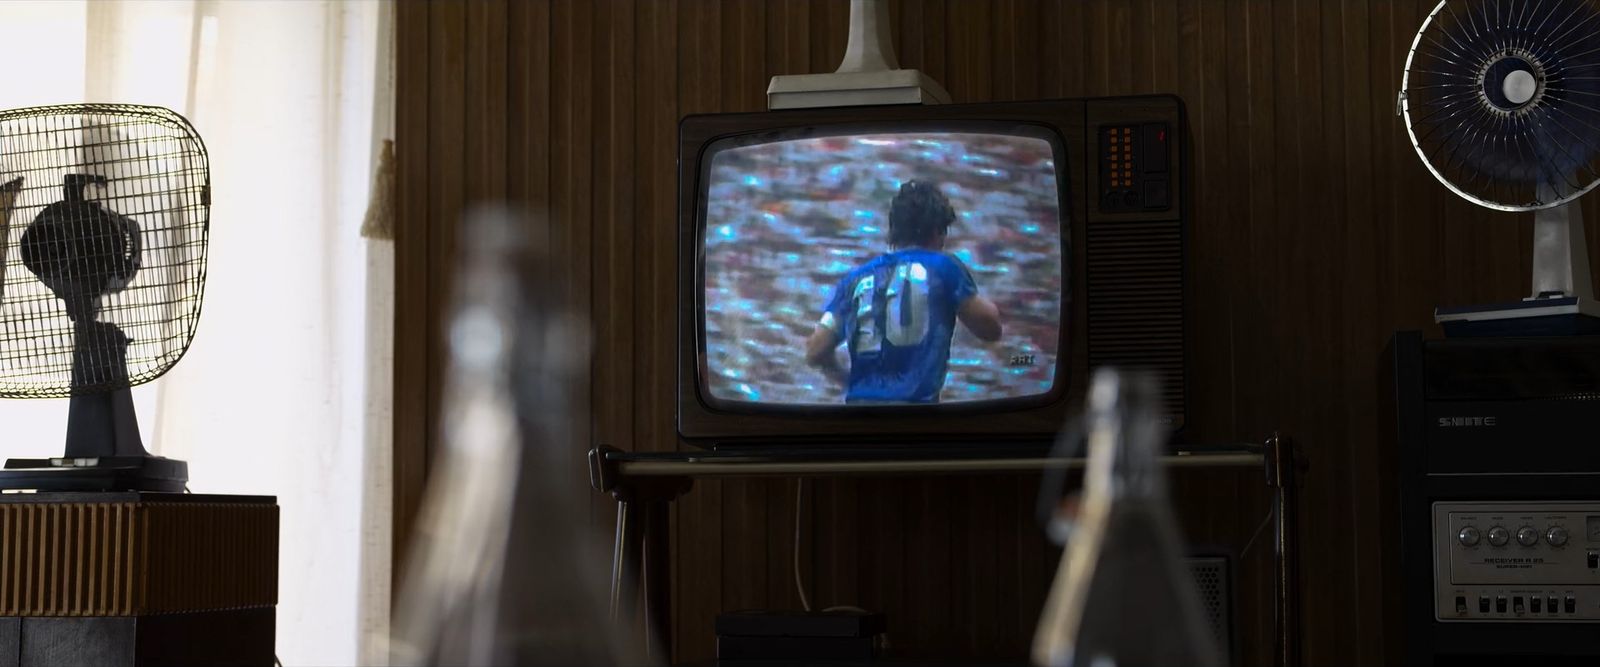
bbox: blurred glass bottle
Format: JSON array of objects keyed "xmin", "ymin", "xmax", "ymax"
[
  {"xmin": 389, "ymin": 206, "xmax": 646, "ymax": 666},
  {"xmin": 1033, "ymin": 369, "xmax": 1219, "ymax": 667}
]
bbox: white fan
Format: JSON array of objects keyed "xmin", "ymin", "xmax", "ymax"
[{"xmin": 1399, "ymin": 0, "xmax": 1600, "ymax": 334}]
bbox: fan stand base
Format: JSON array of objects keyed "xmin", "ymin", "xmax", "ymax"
[
  {"xmin": 1434, "ymin": 296, "xmax": 1600, "ymax": 337},
  {"xmin": 0, "ymin": 455, "xmax": 188, "ymax": 493}
]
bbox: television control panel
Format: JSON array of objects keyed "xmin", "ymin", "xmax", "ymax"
[
  {"xmin": 1433, "ymin": 502, "xmax": 1600, "ymax": 622},
  {"xmin": 1097, "ymin": 122, "xmax": 1171, "ymax": 213}
]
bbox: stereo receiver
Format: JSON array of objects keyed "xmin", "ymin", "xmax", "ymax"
[
  {"xmin": 1386, "ymin": 332, "xmax": 1600, "ymax": 665},
  {"xmin": 1432, "ymin": 502, "xmax": 1600, "ymax": 622}
]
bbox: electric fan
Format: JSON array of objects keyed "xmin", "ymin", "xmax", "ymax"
[
  {"xmin": 1399, "ymin": 0, "xmax": 1600, "ymax": 335},
  {"xmin": 0, "ymin": 103, "xmax": 208, "ymax": 492}
]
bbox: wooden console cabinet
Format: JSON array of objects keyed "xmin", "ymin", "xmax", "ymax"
[{"xmin": 0, "ymin": 492, "xmax": 277, "ymax": 667}]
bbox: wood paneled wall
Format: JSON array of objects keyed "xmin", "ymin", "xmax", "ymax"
[{"xmin": 394, "ymin": 1, "xmax": 1600, "ymax": 665}]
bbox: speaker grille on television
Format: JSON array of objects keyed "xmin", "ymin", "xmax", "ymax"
[{"xmin": 1086, "ymin": 217, "xmax": 1186, "ymax": 427}]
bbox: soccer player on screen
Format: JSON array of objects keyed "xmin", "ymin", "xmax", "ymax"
[{"xmin": 804, "ymin": 180, "xmax": 1002, "ymax": 403}]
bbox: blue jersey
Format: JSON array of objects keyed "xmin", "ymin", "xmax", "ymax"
[{"xmin": 819, "ymin": 249, "xmax": 979, "ymax": 403}]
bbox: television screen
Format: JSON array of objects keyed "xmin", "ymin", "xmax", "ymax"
[{"xmin": 698, "ymin": 126, "xmax": 1067, "ymax": 408}]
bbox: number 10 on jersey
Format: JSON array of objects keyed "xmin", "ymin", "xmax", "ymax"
[{"xmin": 851, "ymin": 262, "xmax": 931, "ymax": 353}]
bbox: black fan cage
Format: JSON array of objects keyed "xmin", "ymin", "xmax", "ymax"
[
  {"xmin": 1401, "ymin": 0, "xmax": 1600, "ymax": 211},
  {"xmin": 0, "ymin": 104, "xmax": 209, "ymax": 398}
]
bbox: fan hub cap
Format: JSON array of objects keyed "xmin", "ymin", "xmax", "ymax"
[
  {"xmin": 1503, "ymin": 69, "xmax": 1537, "ymax": 105},
  {"xmin": 1479, "ymin": 50, "xmax": 1545, "ymax": 116}
]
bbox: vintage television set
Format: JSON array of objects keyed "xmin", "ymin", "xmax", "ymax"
[{"xmin": 677, "ymin": 95, "xmax": 1190, "ymax": 450}]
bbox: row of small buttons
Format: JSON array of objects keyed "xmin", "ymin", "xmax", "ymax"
[
  {"xmin": 1458, "ymin": 525, "xmax": 1568, "ymax": 547},
  {"xmin": 1460, "ymin": 594, "xmax": 1577, "ymax": 615}
]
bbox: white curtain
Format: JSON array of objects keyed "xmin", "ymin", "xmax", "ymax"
[{"xmin": 0, "ymin": 2, "xmax": 394, "ymax": 665}]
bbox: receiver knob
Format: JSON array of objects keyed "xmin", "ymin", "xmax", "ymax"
[
  {"xmin": 1488, "ymin": 526, "xmax": 1510, "ymax": 546},
  {"xmin": 1547, "ymin": 526, "xmax": 1570, "ymax": 547},
  {"xmin": 1458, "ymin": 526, "xmax": 1482, "ymax": 547},
  {"xmin": 1517, "ymin": 526, "xmax": 1539, "ymax": 547}
]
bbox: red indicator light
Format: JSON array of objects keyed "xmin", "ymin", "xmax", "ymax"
[{"xmin": 1158, "ymin": 130, "xmax": 1166, "ymax": 142}]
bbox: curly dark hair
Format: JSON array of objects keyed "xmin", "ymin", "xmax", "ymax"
[{"xmin": 887, "ymin": 180, "xmax": 955, "ymax": 248}]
